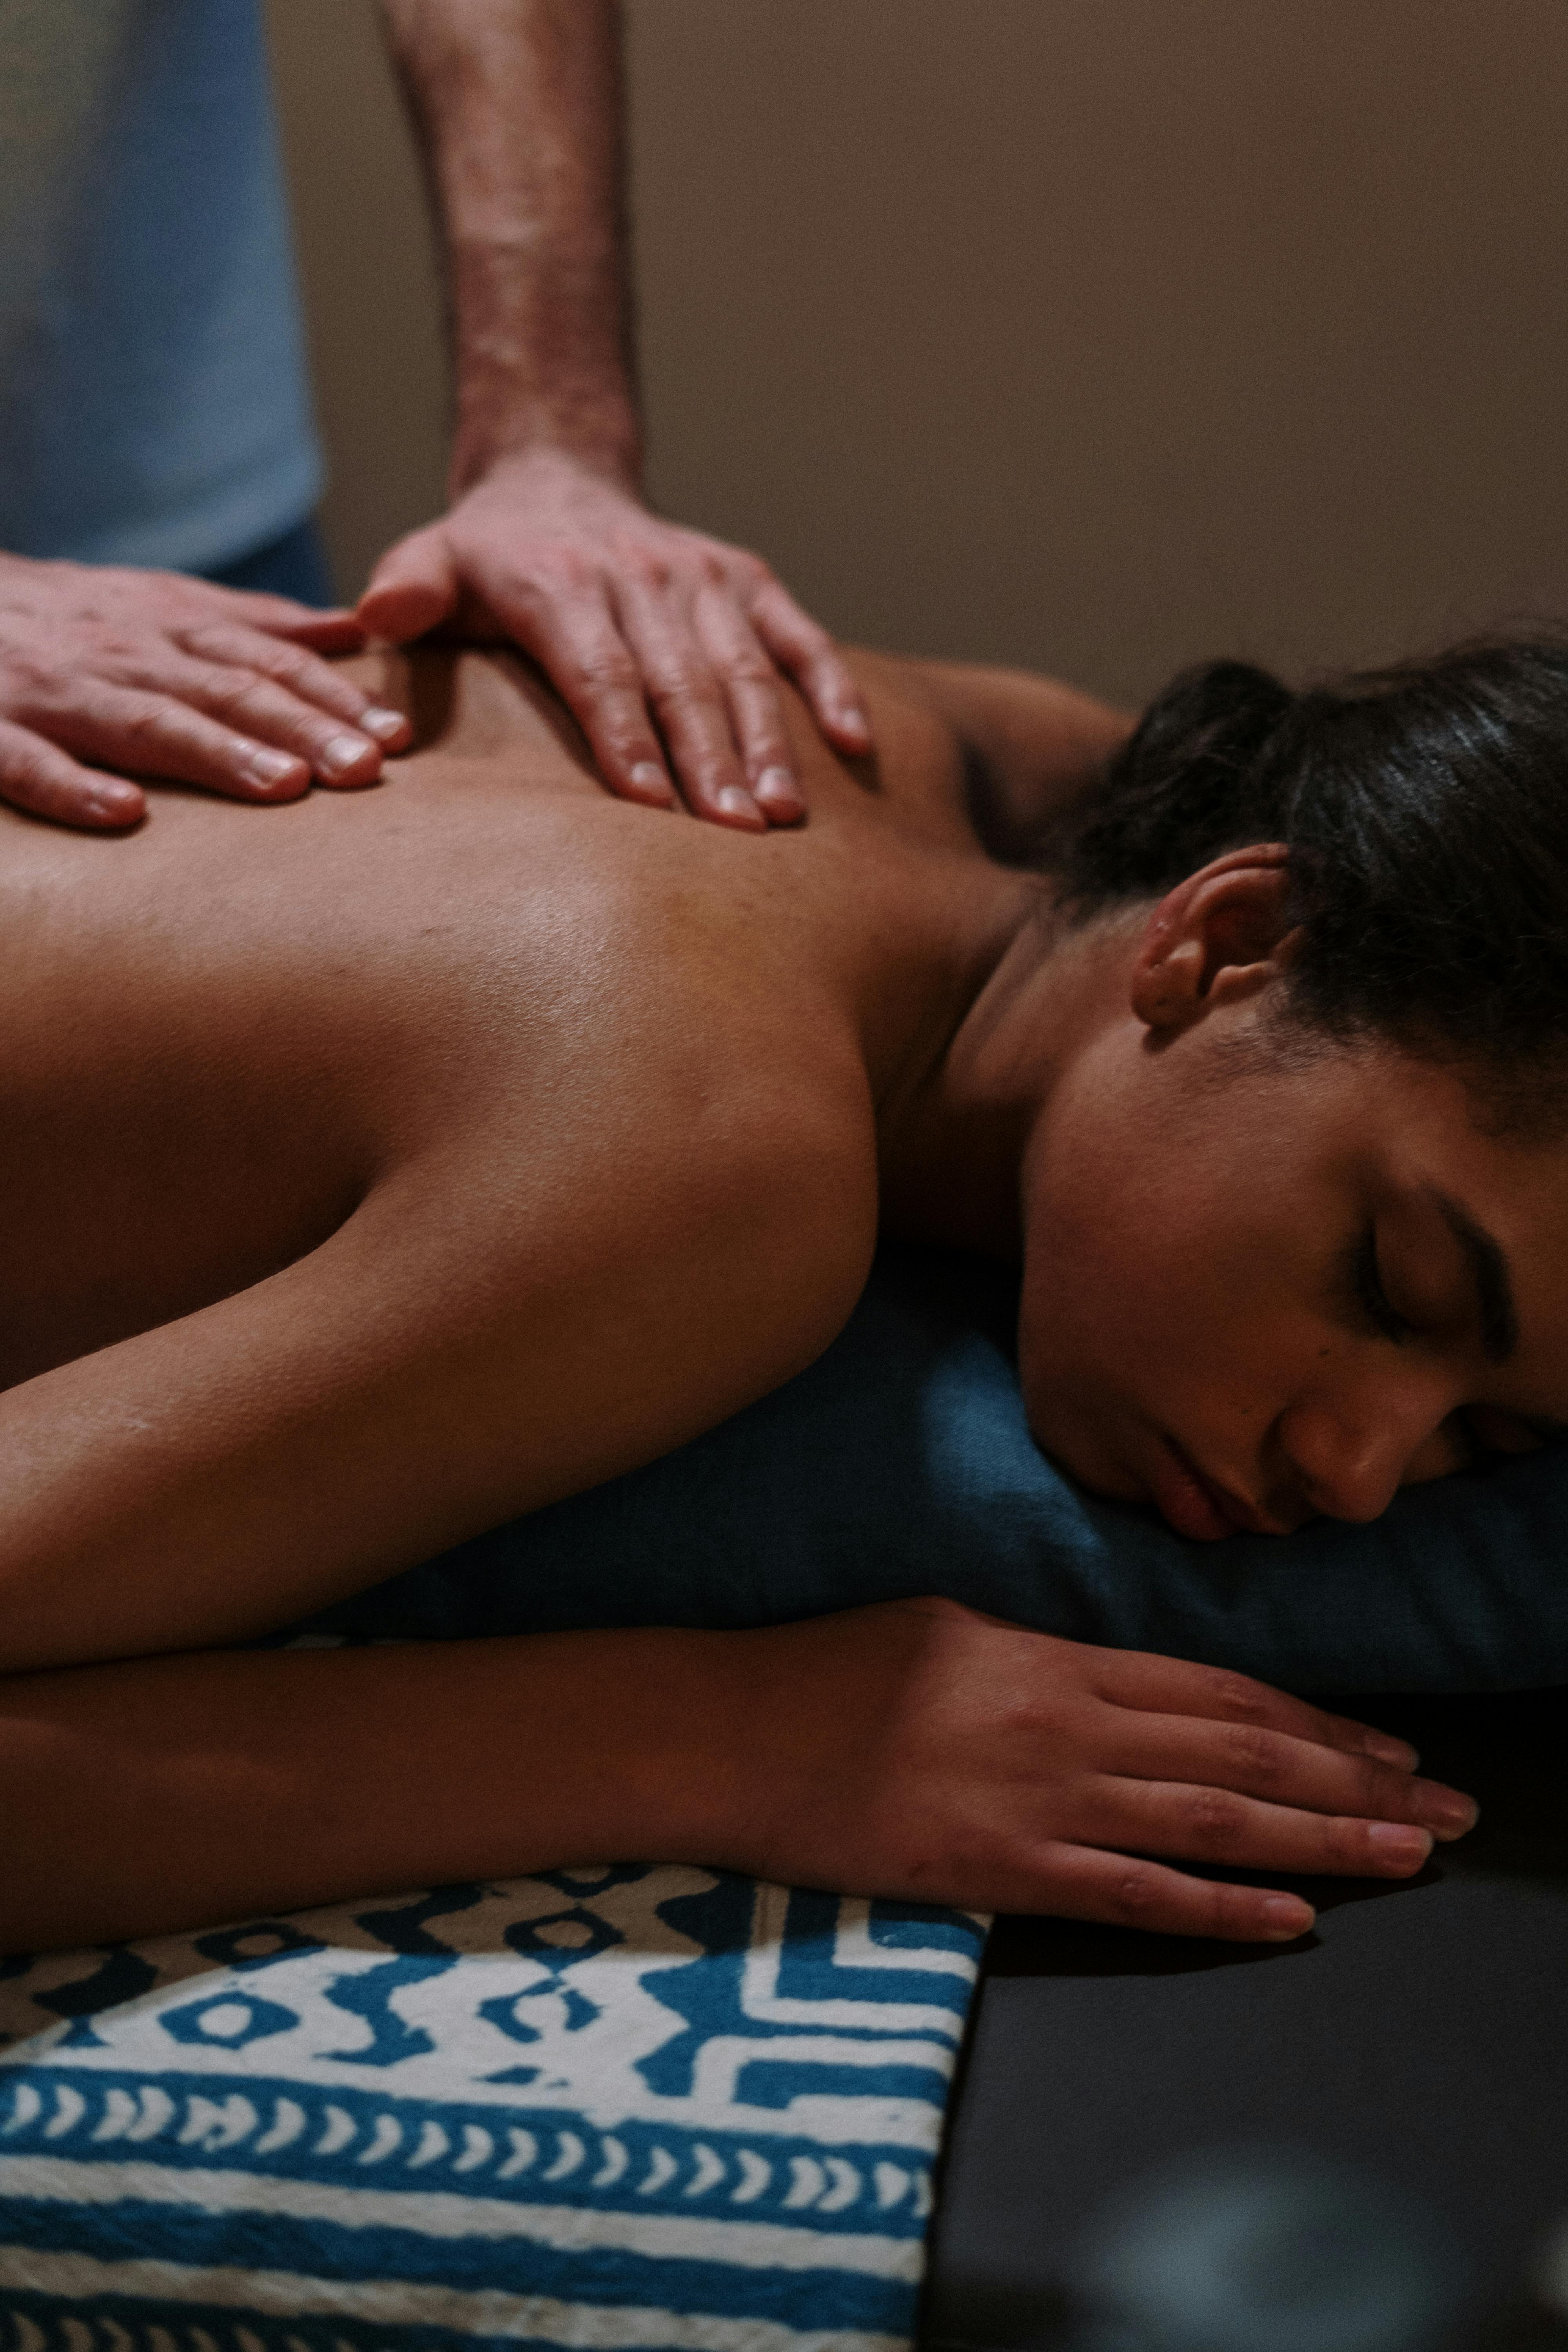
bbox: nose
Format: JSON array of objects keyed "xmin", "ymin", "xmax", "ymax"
[{"xmin": 1274, "ymin": 1384, "xmax": 1450, "ymax": 1525}]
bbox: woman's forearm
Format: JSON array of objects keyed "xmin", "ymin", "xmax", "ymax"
[
  {"xmin": 0, "ymin": 1629, "xmax": 731, "ymax": 1954},
  {"xmin": 0, "ymin": 1600, "xmax": 1472, "ymax": 1956}
]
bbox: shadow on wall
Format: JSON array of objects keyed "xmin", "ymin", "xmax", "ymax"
[{"xmin": 265, "ymin": 0, "xmax": 1568, "ymax": 705}]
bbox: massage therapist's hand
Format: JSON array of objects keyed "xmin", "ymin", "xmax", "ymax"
[
  {"xmin": 708, "ymin": 1600, "xmax": 1477, "ymax": 1940},
  {"xmin": 0, "ymin": 552, "xmax": 412, "ymax": 830},
  {"xmin": 357, "ymin": 447, "xmax": 873, "ymax": 830}
]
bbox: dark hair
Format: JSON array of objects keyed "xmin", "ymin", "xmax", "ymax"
[{"xmin": 1053, "ymin": 640, "xmax": 1568, "ymax": 1109}]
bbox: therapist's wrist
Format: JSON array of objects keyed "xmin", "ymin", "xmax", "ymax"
[
  {"xmin": 450, "ymin": 418, "xmax": 643, "ymax": 506},
  {"xmin": 446, "ymin": 258, "xmax": 642, "ymax": 501}
]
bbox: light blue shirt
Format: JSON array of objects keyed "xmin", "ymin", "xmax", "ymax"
[{"xmin": 0, "ymin": 0, "xmax": 323, "ymax": 570}]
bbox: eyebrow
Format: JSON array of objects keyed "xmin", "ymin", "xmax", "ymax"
[{"xmin": 1431, "ymin": 1189, "xmax": 1519, "ymax": 1364}]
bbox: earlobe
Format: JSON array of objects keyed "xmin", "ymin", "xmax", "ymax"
[{"xmin": 1131, "ymin": 846, "xmax": 1296, "ymax": 1037}]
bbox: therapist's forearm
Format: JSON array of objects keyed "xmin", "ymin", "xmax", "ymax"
[{"xmin": 378, "ymin": 0, "xmax": 639, "ymax": 493}]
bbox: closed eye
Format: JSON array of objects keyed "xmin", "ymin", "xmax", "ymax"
[{"xmin": 1349, "ymin": 1225, "xmax": 1417, "ymax": 1345}]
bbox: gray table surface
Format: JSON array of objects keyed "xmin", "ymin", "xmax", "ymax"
[{"xmin": 920, "ymin": 1688, "xmax": 1568, "ymax": 2350}]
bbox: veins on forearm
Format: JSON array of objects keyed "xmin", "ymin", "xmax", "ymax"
[{"xmin": 377, "ymin": 0, "xmax": 641, "ymax": 492}]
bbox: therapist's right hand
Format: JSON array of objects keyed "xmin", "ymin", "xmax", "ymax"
[{"xmin": 0, "ymin": 552, "xmax": 412, "ymax": 829}]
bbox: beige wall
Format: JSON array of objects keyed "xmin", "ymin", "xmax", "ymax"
[{"xmin": 265, "ymin": 0, "xmax": 1568, "ymax": 708}]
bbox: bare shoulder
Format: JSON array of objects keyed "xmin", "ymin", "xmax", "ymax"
[
  {"xmin": 843, "ymin": 647, "xmax": 1133, "ymax": 862},
  {"xmin": 849, "ymin": 646, "xmax": 1131, "ymax": 753},
  {"xmin": 397, "ymin": 973, "xmax": 883, "ymax": 1516}
]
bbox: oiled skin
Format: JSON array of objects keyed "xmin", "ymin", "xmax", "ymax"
[
  {"xmin": 0, "ymin": 643, "xmax": 1119, "ymax": 1672},
  {"xmin": 0, "ymin": 649, "xmax": 1479, "ymax": 1960}
]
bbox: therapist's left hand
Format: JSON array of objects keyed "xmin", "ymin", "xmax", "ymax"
[{"xmin": 357, "ymin": 448, "xmax": 873, "ymax": 831}]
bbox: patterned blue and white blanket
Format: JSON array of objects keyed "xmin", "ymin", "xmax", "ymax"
[{"xmin": 0, "ymin": 1866, "xmax": 986, "ymax": 2350}]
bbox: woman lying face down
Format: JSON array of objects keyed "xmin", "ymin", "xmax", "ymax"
[
  {"xmin": 5, "ymin": 634, "xmax": 1562, "ymax": 1954},
  {"xmin": 1010, "ymin": 650, "xmax": 1568, "ymax": 1541}
]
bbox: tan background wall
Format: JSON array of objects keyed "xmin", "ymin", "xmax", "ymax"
[{"xmin": 263, "ymin": 0, "xmax": 1568, "ymax": 708}]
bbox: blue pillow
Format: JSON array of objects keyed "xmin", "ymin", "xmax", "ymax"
[{"xmin": 307, "ymin": 1247, "xmax": 1568, "ymax": 1694}]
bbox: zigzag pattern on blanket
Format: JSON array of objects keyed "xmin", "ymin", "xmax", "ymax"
[{"xmin": 0, "ymin": 1865, "xmax": 985, "ymax": 2351}]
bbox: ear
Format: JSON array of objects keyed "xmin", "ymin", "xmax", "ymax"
[{"xmin": 1129, "ymin": 845, "xmax": 1302, "ymax": 1038}]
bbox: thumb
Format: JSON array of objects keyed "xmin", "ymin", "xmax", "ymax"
[{"xmin": 358, "ymin": 524, "xmax": 461, "ymax": 642}]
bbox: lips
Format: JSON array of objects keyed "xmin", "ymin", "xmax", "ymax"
[{"xmin": 1149, "ymin": 1436, "xmax": 1283, "ymax": 1541}]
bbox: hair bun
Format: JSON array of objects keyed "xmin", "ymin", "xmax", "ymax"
[{"xmin": 1056, "ymin": 660, "xmax": 1296, "ymax": 905}]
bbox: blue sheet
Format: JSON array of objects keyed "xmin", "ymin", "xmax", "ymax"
[{"xmin": 309, "ymin": 1246, "xmax": 1568, "ymax": 1696}]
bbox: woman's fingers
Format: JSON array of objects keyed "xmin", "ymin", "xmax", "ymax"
[
  {"xmin": 1089, "ymin": 1773, "xmax": 1436, "ymax": 1882},
  {"xmin": 1105, "ymin": 1709, "xmax": 1475, "ymax": 1840},
  {"xmin": 1028, "ymin": 1842, "xmax": 1318, "ymax": 1944},
  {"xmin": 0, "ymin": 717, "xmax": 145, "ymax": 829},
  {"xmin": 1092, "ymin": 1647, "xmax": 1422, "ymax": 1770}
]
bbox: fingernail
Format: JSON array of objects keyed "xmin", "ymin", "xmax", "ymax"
[
  {"xmin": 1419, "ymin": 1788, "xmax": 1479, "ymax": 1838},
  {"xmin": 1368, "ymin": 1821, "xmax": 1433, "ymax": 1867},
  {"xmin": 629, "ymin": 760, "xmax": 675, "ymax": 803},
  {"xmin": 361, "ymin": 706, "xmax": 407, "ymax": 744},
  {"xmin": 1365, "ymin": 1732, "xmax": 1419, "ymax": 1769},
  {"xmin": 1262, "ymin": 1896, "xmax": 1314, "ymax": 1939},
  {"xmin": 88, "ymin": 784, "xmax": 140, "ymax": 820},
  {"xmin": 319, "ymin": 733, "xmax": 372, "ymax": 779},
  {"xmin": 755, "ymin": 764, "xmax": 802, "ymax": 812},
  {"xmin": 838, "ymin": 704, "xmax": 872, "ymax": 744},
  {"xmin": 241, "ymin": 745, "xmax": 302, "ymax": 788},
  {"xmin": 718, "ymin": 785, "xmax": 763, "ymax": 824}
]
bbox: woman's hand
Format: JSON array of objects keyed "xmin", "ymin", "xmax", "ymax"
[
  {"xmin": 704, "ymin": 1599, "xmax": 1477, "ymax": 1940},
  {"xmin": 0, "ymin": 554, "xmax": 411, "ymax": 829},
  {"xmin": 0, "ymin": 1605, "xmax": 1478, "ymax": 1954},
  {"xmin": 358, "ymin": 448, "xmax": 873, "ymax": 831}
]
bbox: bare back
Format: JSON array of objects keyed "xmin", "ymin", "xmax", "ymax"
[{"xmin": 0, "ymin": 644, "xmax": 1120, "ymax": 1670}]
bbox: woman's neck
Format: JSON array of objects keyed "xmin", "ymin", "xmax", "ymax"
[{"xmin": 876, "ymin": 899, "xmax": 1134, "ymax": 1261}]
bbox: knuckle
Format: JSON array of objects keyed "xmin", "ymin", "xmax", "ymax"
[
  {"xmin": 1223, "ymin": 1721, "xmax": 1285, "ymax": 1785},
  {"xmin": 176, "ymin": 622, "xmax": 235, "ymax": 661},
  {"xmin": 913, "ymin": 1595, "xmax": 975, "ymax": 1629},
  {"xmin": 1344, "ymin": 1815, "xmax": 1388, "ymax": 1865},
  {"xmin": 571, "ymin": 651, "xmax": 641, "ymax": 697},
  {"xmin": 118, "ymin": 695, "xmax": 176, "ymax": 750},
  {"xmin": 3, "ymin": 658, "xmax": 64, "ymax": 714},
  {"xmin": 618, "ymin": 545, "xmax": 674, "ymax": 593},
  {"xmin": 209, "ymin": 672, "xmax": 272, "ymax": 724},
  {"xmin": 1209, "ymin": 1671, "xmax": 1272, "ymax": 1726},
  {"xmin": 1180, "ymin": 1786, "xmax": 1245, "ymax": 1848},
  {"xmin": 254, "ymin": 642, "xmax": 316, "ymax": 688},
  {"xmin": 1107, "ymin": 1864, "xmax": 1167, "ymax": 1927},
  {"xmin": 646, "ymin": 662, "xmax": 717, "ymax": 712},
  {"xmin": 0, "ymin": 739, "xmax": 60, "ymax": 792},
  {"xmin": 543, "ymin": 550, "xmax": 600, "ymax": 597}
]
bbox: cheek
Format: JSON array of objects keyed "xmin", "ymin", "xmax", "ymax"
[
  {"xmin": 1016, "ymin": 1151, "xmax": 1219, "ymax": 1473},
  {"xmin": 1016, "ymin": 1109, "xmax": 1308, "ymax": 1464}
]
